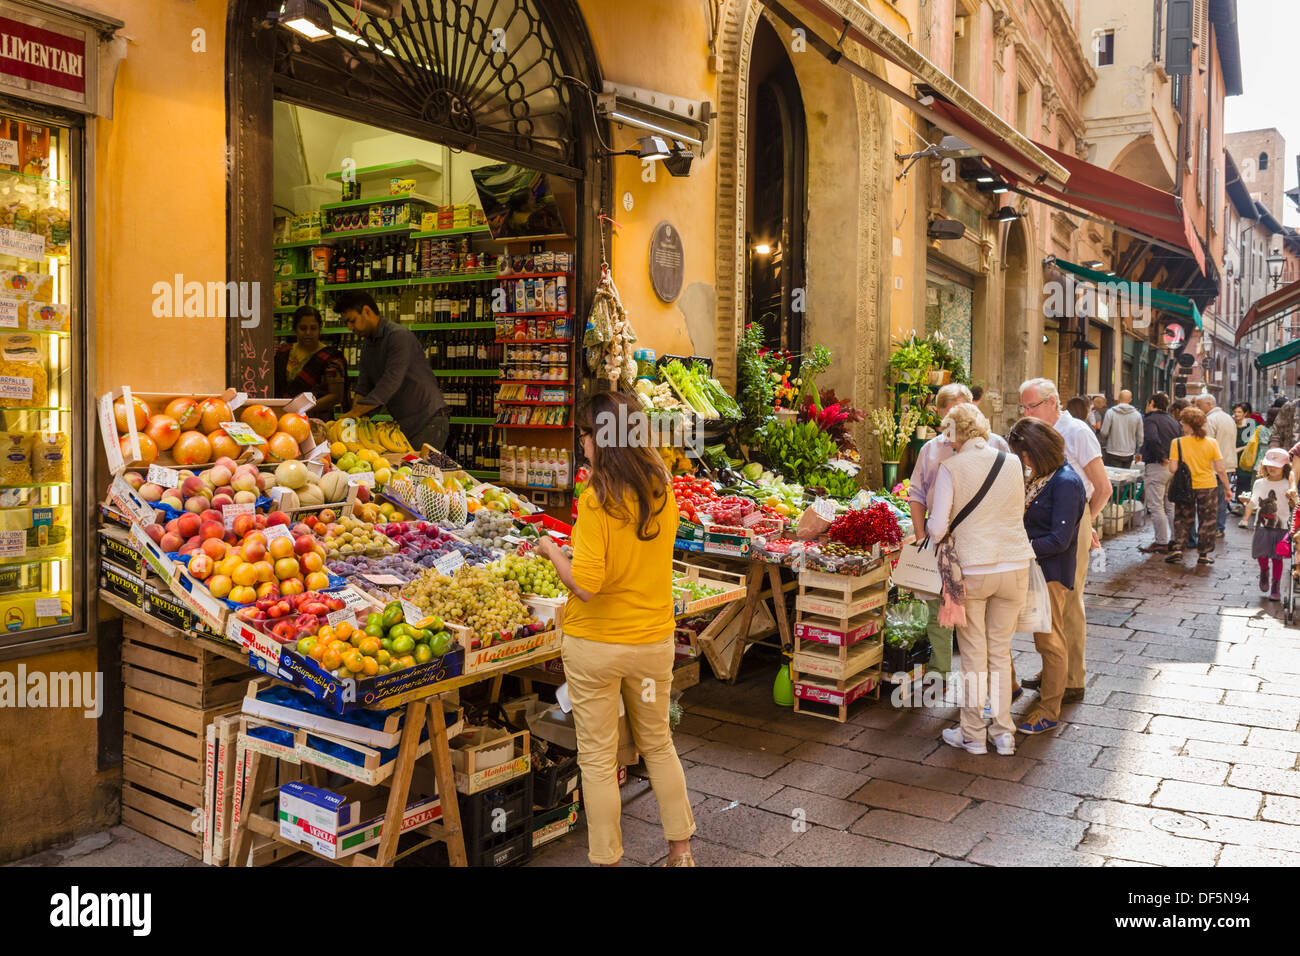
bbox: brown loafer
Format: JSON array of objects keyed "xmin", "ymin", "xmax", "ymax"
[{"xmin": 1061, "ymin": 687, "xmax": 1085, "ymax": 704}]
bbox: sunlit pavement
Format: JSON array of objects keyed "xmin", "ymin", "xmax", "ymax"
[{"xmin": 532, "ymin": 519, "xmax": 1300, "ymax": 866}]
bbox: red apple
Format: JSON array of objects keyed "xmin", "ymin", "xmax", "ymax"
[
  {"xmin": 303, "ymin": 514, "xmax": 319, "ymax": 529},
  {"xmin": 354, "ymin": 484, "xmax": 371, "ymax": 504}
]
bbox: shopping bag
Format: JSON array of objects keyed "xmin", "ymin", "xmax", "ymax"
[
  {"xmin": 890, "ymin": 537, "xmax": 942, "ymax": 598},
  {"xmin": 1277, "ymin": 536, "xmax": 1292, "ymax": 559},
  {"xmin": 1016, "ymin": 561, "xmax": 1052, "ymax": 634}
]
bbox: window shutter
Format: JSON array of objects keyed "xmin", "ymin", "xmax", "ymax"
[
  {"xmin": 1199, "ymin": 127, "xmax": 1208, "ymax": 201},
  {"xmin": 1195, "ymin": 0, "xmax": 1207, "ymax": 69},
  {"xmin": 1166, "ymin": 0, "xmax": 1194, "ymax": 75}
]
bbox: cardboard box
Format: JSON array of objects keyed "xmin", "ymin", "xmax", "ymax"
[
  {"xmin": 526, "ymin": 702, "xmax": 638, "ymax": 766},
  {"xmin": 278, "ymin": 782, "xmax": 441, "ymax": 860},
  {"xmin": 99, "ymin": 526, "xmax": 148, "ymax": 576},
  {"xmin": 450, "ymin": 726, "xmax": 530, "ymax": 794},
  {"xmin": 100, "ymin": 561, "xmax": 145, "ymax": 607},
  {"xmin": 462, "ymin": 626, "xmax": 559, "ymax": 674},
  {"xmin": 143, "ymin": 579, "xmax": 197, "ymax": 632}
]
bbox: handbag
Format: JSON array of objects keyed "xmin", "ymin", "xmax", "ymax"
[
  {"xmin": 1016, "ymin": 560, "xmax": 1053, "ymax": 633},
  {"xmin": 1168, "ymin": 438, "xmax": 1195, "ymax": 506},
  {"xmin": 1277, "ymin": 536, "xmax": 1292, "ymax": 559},
  {"xmin": 892, "ymin": 451, "xmax": 1007, "ymax": 600}
]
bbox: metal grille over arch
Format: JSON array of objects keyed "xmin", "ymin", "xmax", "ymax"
[{"xmin": 272, "ymin": 0, "xmax": 583, "ymax": 176}]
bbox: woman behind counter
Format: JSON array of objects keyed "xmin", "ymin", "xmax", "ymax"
[{"xmin": 274, "ymin": 306, "xmax": 348, "ymax": 415}]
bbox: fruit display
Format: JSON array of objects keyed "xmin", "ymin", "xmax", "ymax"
[
  {"xmin": 292, "ymin": 601, "xmax": 457, "ymax": 679},
  {"xmin": 671, "ymin": 572, "xmax": 725, "ymax": 602},
  {"xmin": 320, "ymin": 515, "xmax": 398, "ymax": 558},
  {"xmin": 671, "ymin": 475, "xmax": 720, "ymax": 525},
  {"xmin": 486, "ymin": 553, "xmax": 566, "ymax": 598},
  {"xmin": 234, "ymin": 590, "xmax": 347, "ymax": 644},
  {"xmin": 328, "ymin": 553, "xmax": 430, "ymax": 587},
  {"xmin": 400, "ymin": 564, "xmax": 539, "ymax": 644},
  {"xmin": 462, "ymin": 509, "xmax": 519, "ymax": 549},
  {"xmin": 267, "ymin": 460, "xmax": 358, "ymax": 512},
  {"xmin": 126, "ymin": 459, "xmax": 271, "ymax": 516},
  {"xmin": 325, "ymin": 416, "xmax": 413, "ymax": 458},
  {"xmin": 176, "ymin": 521, "xmax": 331, "ymax": 606}
]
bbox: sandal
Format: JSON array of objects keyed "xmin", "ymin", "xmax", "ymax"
[{"xmin": 665, "ymin": 853, "xmax": 696, "ymax": 867}]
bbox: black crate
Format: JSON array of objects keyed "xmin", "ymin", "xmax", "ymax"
[
  {"xmin": 459, "ymin": 774, "xmax": 534, "ymax": 867},
  {"xmin": 882, "ymin": 638, "xmax": 931, "ymax": 674},
  {"xmin": 533, "ymin": 750, "xmax": 580, "ymax": 810},
  {"xmin": 468, "ymin": 829, "xmax": 532, "ymax": 868}
]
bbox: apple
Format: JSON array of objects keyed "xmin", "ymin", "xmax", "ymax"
[
  {"xmin": 123, "ymin": 472, "xmax": 145, "ymax": 490},
  {"xmin": 303, "ymin": 515, "xmax": 319, "ymax": 529},
  {"xmin": 159, "ymin": 531, "xmax": 183, "ymax": 552},
  {"xmin": 139, "ymin": 483, "xmax": 163, "ymax": 503},
  {"xmin": 318, "ymin": 509, "xmax": 336, "ymax": 525},
  {"xmin": 354, "ymin": 484, "xmax": 371, "ymax": 504}
]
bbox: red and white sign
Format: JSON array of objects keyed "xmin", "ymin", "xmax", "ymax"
[{"xmin": 0, "ymin": 16, "xmax": 85, "ymax": 94}]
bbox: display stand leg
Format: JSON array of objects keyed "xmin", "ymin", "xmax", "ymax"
[
  {"xmin": 720, "ymin": 562, "xmax": 765, "ymax": 684},
  {"xmin": 230, "ymin": 749, "xmax": 272, "ymax": 867},
  {"xmin": 372, "ymin": 698, "xmax": 427, "ymax": 866},
  {"xmin": 426, "ymin": 700, "xmax": 468, "ymax": 867},
  {"xmin": 768, "ymin": 563, "xmax": 794, "ymax": 652},
  {"xmin": 695, "ymin": 600, "xmax": 745, "ymax": 680},
  {"xmin": 488, "ymin": 674, "xmax": 504, "ymax": 704}
]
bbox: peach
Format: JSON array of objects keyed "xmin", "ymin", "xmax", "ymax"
[
  {"xmin": 184, "ymin": 496, "xmax": 208, "ymax": 514},
  {"xmin": 215, "ymin": 555, "xmax": 241, "ymax": 577},
  {"xmin": 280, "ymin": 578, "xmax": 304, "ymax": 596},
  {"xmin": 231, "ymin": 563, "xmax": 258, "ymax": 587},
  {"xmin": 233, "ymin": 490, "xmax": 258, "ymax": 505},
  {"xmin": 293, "ymin": 534, "xmax": 317, "ymax": 556},
  {"xmin": 206, "ymin": 574, "xmax": 233, "ymax": 599},
  {"xmin": 240, "ymin": 540, "xmax": 267, "ymax": 563},
  {"xmin": 224, "ymin": 531, "xmax": 238, "ymax": 545},
  {"xmin": 139, "ymin": 483, "xmax": 163, "ymax": 503},
  {"xmin": 211, "ymin": 494, "xmax": 234, "ymax": 510},
  {"xmin": 243, "ymin": 530, "xmax": 267, "ymax": 546},
  {"xmin": 299, "ymin": 551, "xmax": 324, "ymax": 573},
  {"xmin": 267, "ymin": 511, "xmax": 290, "ymax": 527},
  {"xmin": 253, "ymin": 560, "xmax": 276, "ymax": 584},
  {"xmin": 256, "ymin": 581, "xmax": 281, "ymax": 600},
  {"xmin": 304, "ymin": 571, "xmax": 329, "ymax": 592},
  {"xmin": 232, "ymin": 513, "xmax": 255, "ymax": 538},
  {"xmin": 228, "ymin": 585, "xmax": 257, "ymax": 606},
  {"xmin": 176, "ymin": 513, "xmax": 201, "ymax": 538},
  {"xmin": 160, "ymin": 493, "xmax": 183, "ymax": 511},
  {"xmin": 123, "ymin": 471, "xmax": 145, "ymax": 490},
  {"xmin": 231, "ymin": 471, "xmax": 258, "ymax": 493},
  {"xmin": 268, "ymin": 536, "xmax": 295, "ymax": 560},
  {"xmin": 256, "ymin": 472, "xmax": 273, "ymax": 492},
  {"xmin": 180, "ymin": 475, "xmax": 207, "ymax": 498},
  {"xmin": 144, "ymin": 523, "xmax": 166, "ymax": 545},
  {"xmin": 201, "ymin": 537, "xmax": 227, "ymax": 560},
  {"xmin": 253, "ymin": 514, "xmax": 267, "ymax": 530},
  {"xmin": 274, "ymin": 557, "xmax": 300, "ymax": 580},
  {"xmin": 215, "ymin": 485, "xmax": 233, "ymax": 499},
  {"xmin": 215, "ymin": 456, "xmax": 238, "ymax": 473},
  {"xmin": 199, "ymin": 519, "xmax": 224, "ymax": 541},
  {"xmin": 318, "ymin": 509, "xmax": 336, "ymax": 525},
  {"xmin": 159, "ymin": 531, "xmax": 183, "ymax": 552},
  {"xmin": 209, "ymin": 464, "xmax": 233, "ymax": 487},
  {"xmin": 188, "ymin": 554, "xmax": 213, "ymax": 580}
]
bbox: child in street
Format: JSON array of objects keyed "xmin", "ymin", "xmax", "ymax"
[{"xmin": 1242, "ymin": 448, "xmax": 1294, "ymax": 601}]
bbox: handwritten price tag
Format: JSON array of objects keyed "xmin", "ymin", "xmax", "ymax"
[
  {"xmin": 0, "ymin": 227, "xmax": 45, "ymax": 259},
  {"xmin": 742, "ymin": 511, "xmax": 766, "ymax": 527},
  {"xmin": 147, "ymin": 464, "xmax": 180, "ymax": 489},
  {"xmin": 401, "ymin": 599, "xmax": 424, "ymax": 625},
  {"xmin": 222, "ymin": 502, "xmax": 254, "ymax": 530},
  {"xmin": 217, "ymin": 421, "xmax": 263, "ymax": 446},
  {"xmin": 0, "ymin": 529, "xmax": 25, "ymax": 558},
  {"xmin": 326, "ymin": 607, "xmax": 356, "ymax": 628},
  {"xmin": 0, "ymin": 375, "xmax": 33, "ymax": 401},
  {"xmin": 411, "ymin": 462, "xmax": 442, "ymax": 480},
  {"xmin": 34, "ymin": 597, "xmax": 63, "ymax": 618},
  {"xmin": 347, "ymin": 472, "xmax": 376, "ymax": 488},
  {"xmin": 264, "ymin": 523, "xmax": 292, "ymax": 543},
  {"xmin": 337, "ymin": 585, "xmax": 374, "ymax": 611},
  {"xmin": 812, "ymin": 497, "xmax": 837, "ymax": 522},
  {"xmin": 434, "ymin": 550, "xmax": 464, "ymax": 576},
  {"xmin": 361, "ymin": 573, "xmax": 405, "ymax": 586},
  {"xmin": 0, "ymin": 298, "xmax": 18, "ymax": 328}
]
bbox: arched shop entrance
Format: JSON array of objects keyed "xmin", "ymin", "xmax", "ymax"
[{"xmin": 226, "ymin": 0, "xmax": 608, "ymax": 503}]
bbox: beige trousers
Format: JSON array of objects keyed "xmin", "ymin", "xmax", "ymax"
[
  {"xmin": 955, "ymin": 567, "xmax": 1028, "ymax": 742},
  {"xmin": 1059, "ymin": 516, "xmax": 1092, "ymax": 688},
  {"xmin": 1028, "ymin": 580, "xmax": 1070, "ymax": 721},
  {"xmin": 561, "ymin": 634, "xmax": 696, "ymax": 865}
]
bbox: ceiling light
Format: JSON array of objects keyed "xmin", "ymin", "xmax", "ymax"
[
  {"xmin": 1082, "ymin": 259, "xmax": 1104, "ymax": 270},
  {"xmin": 975, "ymin": 175, "xmax": 995, "ymax": 183},
  {"xmin": 754, "ymin": 243, "xmax": 771, "ymax": 255},
  {"xmin": 977, "ymin": 181, "xmax": 1009, "ymax": 194},
  {"xmin": 280, "ymin": 0, "xmax": 331, "ymax": 41}
]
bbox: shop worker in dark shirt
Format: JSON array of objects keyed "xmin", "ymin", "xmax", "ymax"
[{"xmin": 335, "ymin": 291, "xmax": 449, "ymax": 452}]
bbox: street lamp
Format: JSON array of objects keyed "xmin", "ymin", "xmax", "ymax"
[{"xmin": 1267, "ymin": 250, "xmax": 1285, "ymax": 289}]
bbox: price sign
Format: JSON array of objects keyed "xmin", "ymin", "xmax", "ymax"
[
  {"xmin": 147, "ymin": 464, "xmax": 180, "ymax": 489},
  {"xmin": 327, "ymin": 607, "xmax": 356, "ymax": 628},
  {"xmin": 35, "ymin": 597, "xmax": 63, "ymax": 618},
  {"xmin": 264, "ymin": 523, "xmax": 292, "ymax": 544},
  {"xmin": 502, "ymin": 534, "xmax": 525, "ymax": 545},
  {"xmin": 812, "ymin": 497, "xmax": 837, "ymax": 522},
  {"xmin": 361, "ymin": 573, "xmax": 405, "ymax": 586},
  {"xmin": 0, "ymin": 298, "xmax": 18, "ymax": 328},
  {"xmin": 434, "ymin": 550, "xmax": 464, "ymax": 576},
  {"xmin": 411, "ymin": 462, "xmax": 442, "ymax": 481},
  {"xmin": 217, "ymin": 421, "xmax": 263, "ymax": 446},
  {"xmin": 0, "ymin": 375, "xmax": 33, "ymax": 401},
  {"xmin": 0, "ymin": 227, "xmax": 45, "ymax": 259},
  {"xmin": 100, "ymin": 393, "xmax": 125, "ymax": 474},
  {"xmin": 0, "ymin": 529, "xmax": 25, "ymax": 558},
  {"xmin": 742, "ymin": 511, "xmax": 766, "ymax": 527},
  {"xmin": 306, "ymin": 442, "xmax": 330, "ymax": 462},
  {"xmin": 109, "ymin": 475, "xmax": 157, "ymax": 527},
  {"xmin": 222, "ymin": 503, "xmax": 254, "ymax": 530},
  {"xmin": 227, "ymin": 392, "xmax": 248, "ymax": 412},
  {"xmin": 0, "ymin": 139, "xmax": 16, "ymax": 165},
  {"xmin": 336, "ymin": 585, "xmax": 374, "ymax": 611},
  {"xmin": 266, "ymin": 486, "xmax": 287, "ymax": 505},
  {"xmin": 347, "ymin": 472, "xmax": 376, "ymax": 488},
  {"xmin": 401, "ymin": 599, "xmax": 424, "ymax": 625}
]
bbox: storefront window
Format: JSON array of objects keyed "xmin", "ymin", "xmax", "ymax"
[{"xmin": 924, "ymin": 272, "xmax": 973, "ymax": 375}]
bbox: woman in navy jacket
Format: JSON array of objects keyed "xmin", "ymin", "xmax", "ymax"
[{"xmin": 1006, "ymin": 417, "xmax": 1087, "ymax": 734}]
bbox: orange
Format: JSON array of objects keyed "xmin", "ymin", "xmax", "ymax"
[
  {"xmin": 320, "ymin": 649, "xmax": 342, "ymax": 671},
  {"xmin": 335, "ymin": 621, "xmax": 354, "ymax": 641},
  {"xmin": 308, "ymin": 642, "xmax": 328, "ymax": 662},
  {"xmin": 358, "ymin": 636, "xmax": 381, "ymax": 658},
  {"xmin": 349, "ymin": 629, "xmax": 366, "ymax": 648},
  {"xmin": 329, "ymin": 638, "xmax": 350, "ymax": 654},
  {"xmin": 397, "ymin": 654, "xmax": 417, "ymax": 669},
  {"xmin": 342, "ymin": 649, "xmax": 365, "ymax": 673},
  {"xmin": 375, "ymin": 649, "xmax": 392, "ymax": 666},
  {"xmin": 362, "ymin": 657, "xmax": 379, "ymax": 677}
]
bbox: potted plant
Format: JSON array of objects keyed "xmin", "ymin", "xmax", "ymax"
[
  {"xmin": 926, "ymin": 331, "xmax": 970, "ymax": 387},
  {"xmin": 870, "ymin": 403, "xmax": 921, "ymax": 489},
  {"xmin": 887, "ymin": 333, "xmax": 936, "ymax": 392}
]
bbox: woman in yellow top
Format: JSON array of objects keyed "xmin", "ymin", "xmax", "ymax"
[
  {"xmin": 535, "ymin": 391, "xmax": 696, "ymax": 866},
  {"xmin": 1167, "ymin": 405, "xmax": 1233, "ymax": 566}
]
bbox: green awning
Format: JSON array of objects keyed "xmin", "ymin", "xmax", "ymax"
[
  {"xmin": 1050, "ymin": 258, "xmax": 1202, "ymax": 330},
  {"xmin": 1254, "ymin": 338, "xmax": 1300, "ymax": 371}
]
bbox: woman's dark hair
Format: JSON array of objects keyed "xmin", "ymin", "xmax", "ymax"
[
  {"xmin": 575, "ymin": 391, "xmax": 671, "ymax": 541},
  {"xmin": 1007, "ymin": 417, "xmax": 1066, "ymax": 481},
  {"xmin": 1234, "ymin": 401, "xmax": 1252, "ymax": 414},
  {"xmin": 1170, "ymin": 397, "xmax": 1190, "ymax": 417},
  {"xmin": 1065, "ymin": 396, "xmax": 1089, "ymax": 420},
  {"xmin": 970, "ymin": 384, "xmax": 984, "ymax": 403},
  {"xmin": 1180, "ymin": 406, "xmax": 1207, "ymax": 439},
  {"xmin": 1150, "ymin": 392, "xmax": 1170, "ymax": 411},
  {"xmin": 294, "ymin": 305, "xmax": 322, "ymax": 331}
]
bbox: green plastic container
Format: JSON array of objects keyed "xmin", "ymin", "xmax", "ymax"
[{"xmin": 773, "ymin": 663, "xmax": 794, "ymax": 707}]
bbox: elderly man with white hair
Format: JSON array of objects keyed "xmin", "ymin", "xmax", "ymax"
[
  {"xmin": 1017, "ymin": 378, "xmax": 1112, "ymax": 705},
  {"xmin": 908, "ymin": 383, "xmax": 1010, "ymax": 679},
  {"xmin": 1195, "ymin": 392, "xmax": 1237, "ymax": 538}
]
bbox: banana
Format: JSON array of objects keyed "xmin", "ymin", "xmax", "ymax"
[{"xmin": 377, "ymin": 421, "xmax": 402, "ymax": 453}]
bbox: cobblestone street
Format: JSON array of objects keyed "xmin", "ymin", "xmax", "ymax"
[{"xmin": 532, "ymin": 520, "xmax": 1300, "ymax": 866}]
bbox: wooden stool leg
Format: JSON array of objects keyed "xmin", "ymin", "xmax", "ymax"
[
  {"xmin": 231, "ymin": 749, "xmax": 271, "ymax": 867},
  {"xmin": 427, "ymin": 700, "xmax": 468, "ymax": 867},
  {"xmin": 373, "ymin": 699, "xmax": 427, "ymax": 866}
]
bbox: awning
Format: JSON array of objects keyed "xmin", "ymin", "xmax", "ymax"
[
  {"xmin": 774, "ymin": 0, "xmax": 1068, "ymax": 187},
  {"xmin": 920, "ymin": 106, "xmax": 1208, "ymax": 276},
  {"xmin": 1235, "ymin": 276, "xmax": 1300, "ymax": 345},
  {"xmin": 1050, "ymin": 258, "xmax": 1203, "ymax": 331},
  {"xmin": 1254, "ymin": 338, "xmax": 1300, "ymax": 371}
]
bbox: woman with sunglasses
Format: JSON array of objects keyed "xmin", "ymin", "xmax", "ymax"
[{"xmin": 534, "ymin": 391, "xmax": 696, "ymax": 867}]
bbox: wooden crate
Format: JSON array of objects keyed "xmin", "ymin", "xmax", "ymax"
[
  {"xmin": 798, "ymin": 563, "xmax": 890, "ymax": 596},
  {"xmin": 795, "ymin": 567, "xmax": 888, "ymax": 620},
  {"xmin": 790, "ymin": 668, "xmax": 880, "ymax": 723},
  {"xmin": 793, "ymin": 607, "xmax": 884, "ymax": 647},
  {"xmin": 123, "ymin": 686, "xmax": 241, "ymax": 786},
  {"xmin": 122, "ymin": 617, "xmax": 250, "ymax": 709},
  {"xmin": 671, "ymin": 657, "xmax": 700, "ymax": 692},
  {"xmin": 792, "ymin": 636, "xmax": 882, "ymax": 682}
]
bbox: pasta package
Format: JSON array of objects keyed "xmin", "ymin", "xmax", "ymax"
[
  {"xmin": 31, "ymin": 431, "xmax": 66, "ymax": 483},
  {"xmin": 0, "ymin": 272, "xmax": 53, "ymax": 302},
  {"xmin": 23, "ymin": 302, "xmax": 68, "ymax": 332},
  {"xmin": 0, "ymin": 338, "xmax": 48, "ymax": 406},
  {"xmin": 0, "ymin": 432, "xmax": 32, "ymax": 485}
]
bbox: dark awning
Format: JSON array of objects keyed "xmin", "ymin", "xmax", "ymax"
[
  {"xmin": 1050, "ymin": 258, "xmax": 1203, "ymax": 330},
  {"xmin": 1234, "ymin": 276, "xmax": 1300, "ymax": 345},
  {"xmin": 1254, "ymin": 338, "xmax": 1300, "ymax": 371}
]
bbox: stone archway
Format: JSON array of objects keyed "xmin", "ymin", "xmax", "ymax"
[{"xmin": 1000, "ymin": 216, "xmax": 1038, "ymax": 431}]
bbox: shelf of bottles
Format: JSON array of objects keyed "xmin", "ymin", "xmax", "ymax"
[{"xmin": 0, "ymin": 114, "xmax": 75, "ymax": 629}]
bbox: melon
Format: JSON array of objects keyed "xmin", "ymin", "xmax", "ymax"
[
  {"xmin": 298, "ymin": 483, "xmax": 325, "ymax": 507},
  {"xmin": 275, "ymin": 490, "xmax": 300, "ymax": 512},
  {"xmin": 273, "ymin": 459, "xmax": 310, "ymax": 491},
  {"xmin": 318, "ymin": 470, "xmax": 350, "ymax": 502}
]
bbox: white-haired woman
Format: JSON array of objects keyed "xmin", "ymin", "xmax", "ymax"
[{"xmin": 926, "ymin": 403, "xmax": 1035, "ymax": 756}]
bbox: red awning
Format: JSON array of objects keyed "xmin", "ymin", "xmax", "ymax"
[
  {"xmin": 1234, "ymin": 276, "xmax": 1300, "ymax": 345},
  {"xmin": 925, "ymin": 101, "xmax": 1207, "ymax": 276}
]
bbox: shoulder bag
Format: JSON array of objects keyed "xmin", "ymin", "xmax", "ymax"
[
  {"xmin": 891, "ymin": 451, "xmax": 1006, "ymax": 599},
  {"xmin": 1168, "ymin": 438, "xmax": 1194, "ymax": 506}
]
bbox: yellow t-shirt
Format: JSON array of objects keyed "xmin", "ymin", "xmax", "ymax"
[
  {"xmin": 564, "ymin": 486, "xmax": 678, "ymax": 644},
  {"xmin": 1170, "ymin": 436, "xmax": 1222, "ymax": 489}
]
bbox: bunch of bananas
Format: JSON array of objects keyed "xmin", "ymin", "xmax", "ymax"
[{"xmin": 325, "ymin": 417, "xmax": 415, "ymax": 455}]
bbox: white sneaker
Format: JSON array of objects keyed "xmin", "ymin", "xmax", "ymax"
[
  {"xmin": 989, "ymin": 733, "xmax": 1015, "ymax": 756},
  {"xmin": 941, "ymin": 727, "xmax": 987, "ymax": 755}
]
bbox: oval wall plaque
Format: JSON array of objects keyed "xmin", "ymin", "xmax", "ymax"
[{"xmin": 649, "ymin": 221, "xmax": 684, "ymax": 303}]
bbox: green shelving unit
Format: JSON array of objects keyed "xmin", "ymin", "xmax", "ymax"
[
  {"xmin": 449, "ymin": 416, "xmax": 495, "ymax": 426},
  {"xmin": 273, "ymin": 240, "xmax": 322, "ymax": 250},
  {"xmin": 320, "ymin": 193, "xmax": 437, "ymax": 211},
  {"xmin": 320, "ymin": 224, "xmax": 415, "ymax": 242},
  {"xmin": 407, "ymin": 272, "xmax": 499, "ymax": 286},
  {"xmin": 410, "ymin": 226, "xmax": 491, "ymax": 239},
  {"xmin": 466, "ymin": 470, "xmax": 500, "ymax": 481},
  {"xmin": 434, "ymin": 368, "xmax": 499, "ymax": 376},
  {"xmin": 273, "ymin": 272, "xmax": 319, "ymax": 281}
]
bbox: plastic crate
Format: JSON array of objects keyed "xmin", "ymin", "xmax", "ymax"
[
  {"xmin": 882, "ymin": 638, "xmax": 931, "ymax": 674},
  {"xmin": 459, "ymin": 774, "xmax": 534, "ymax": 868},
  {"xmin": 533, "ymin": 748, "xmax": 581, "ymax": 810}
]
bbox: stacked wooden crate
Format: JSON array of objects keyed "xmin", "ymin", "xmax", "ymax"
[{"xmin": 790, "ymin": 564, "xmax": 888, "ymax": 722}]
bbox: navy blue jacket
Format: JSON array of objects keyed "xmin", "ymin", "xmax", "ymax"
[
  {"xmin": 1024, "ymin": 463, "xmax": 1087, "ymax": 588},
  {"xmin": 1142, "ymin": 411, "xmax": 1182, "ymax": 463}
]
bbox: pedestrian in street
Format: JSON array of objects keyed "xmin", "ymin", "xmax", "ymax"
[
  {"xmin": 1100, "ymin": 388, "xmax": 1144, "ymax": 468},
  {"xmin": 925, "ymin": 403, "xmax": 1033, "ymax": 757},
  {"xmin": 1066, "ymin": 396, "xmax": 1090, "ymax": 422},
  {"xmin": 1233, "ymin": 403, "xmax": 1260, "ymax": 510},
  {"xmin": 1166, "ymin": 406, "xmax": 1233, "ymax": 566},
  {"xmin": 1168, "ymin": 397, "xmax": 1196, "ymax": 548},
  {"xmin": 1241, "ymin": 448, "xmax": 1294, "ymax": 601},
  {"xmin": 907, "ymin": 383, "xmax": 1010, "ymax": 680},
  {"xmin": 1017, "ymin": 378, "xmax": 1112, "ymax": 704},
  {"xmin": 1138, "ymin": 392, "xmax": 1182, "ymax": 553},
  {"xmin": 1087, "ymin": 394, "xmax": 1107, "ymax": 434},
  {"xmin": 1240, "ymin": 401, "xmax": 1265, "ymax": 427},
  {"xmin": 534, "ymin": 392, "xmax": 695, "ymax": 867},
  {"xmin": 970, "ymin": 383, "xmax": 984, "ymax": 407},
  {"xmin": 1005, "ymin": 418, "xmax": 1086, "ymax": 735},
  {"xmin": 1267, "ymin": 396, "xmax": 1297, "ymax": 450},
  {"xmin": 1195, "ymin": 393, "xmax": 1237, "ymax": 537}
]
